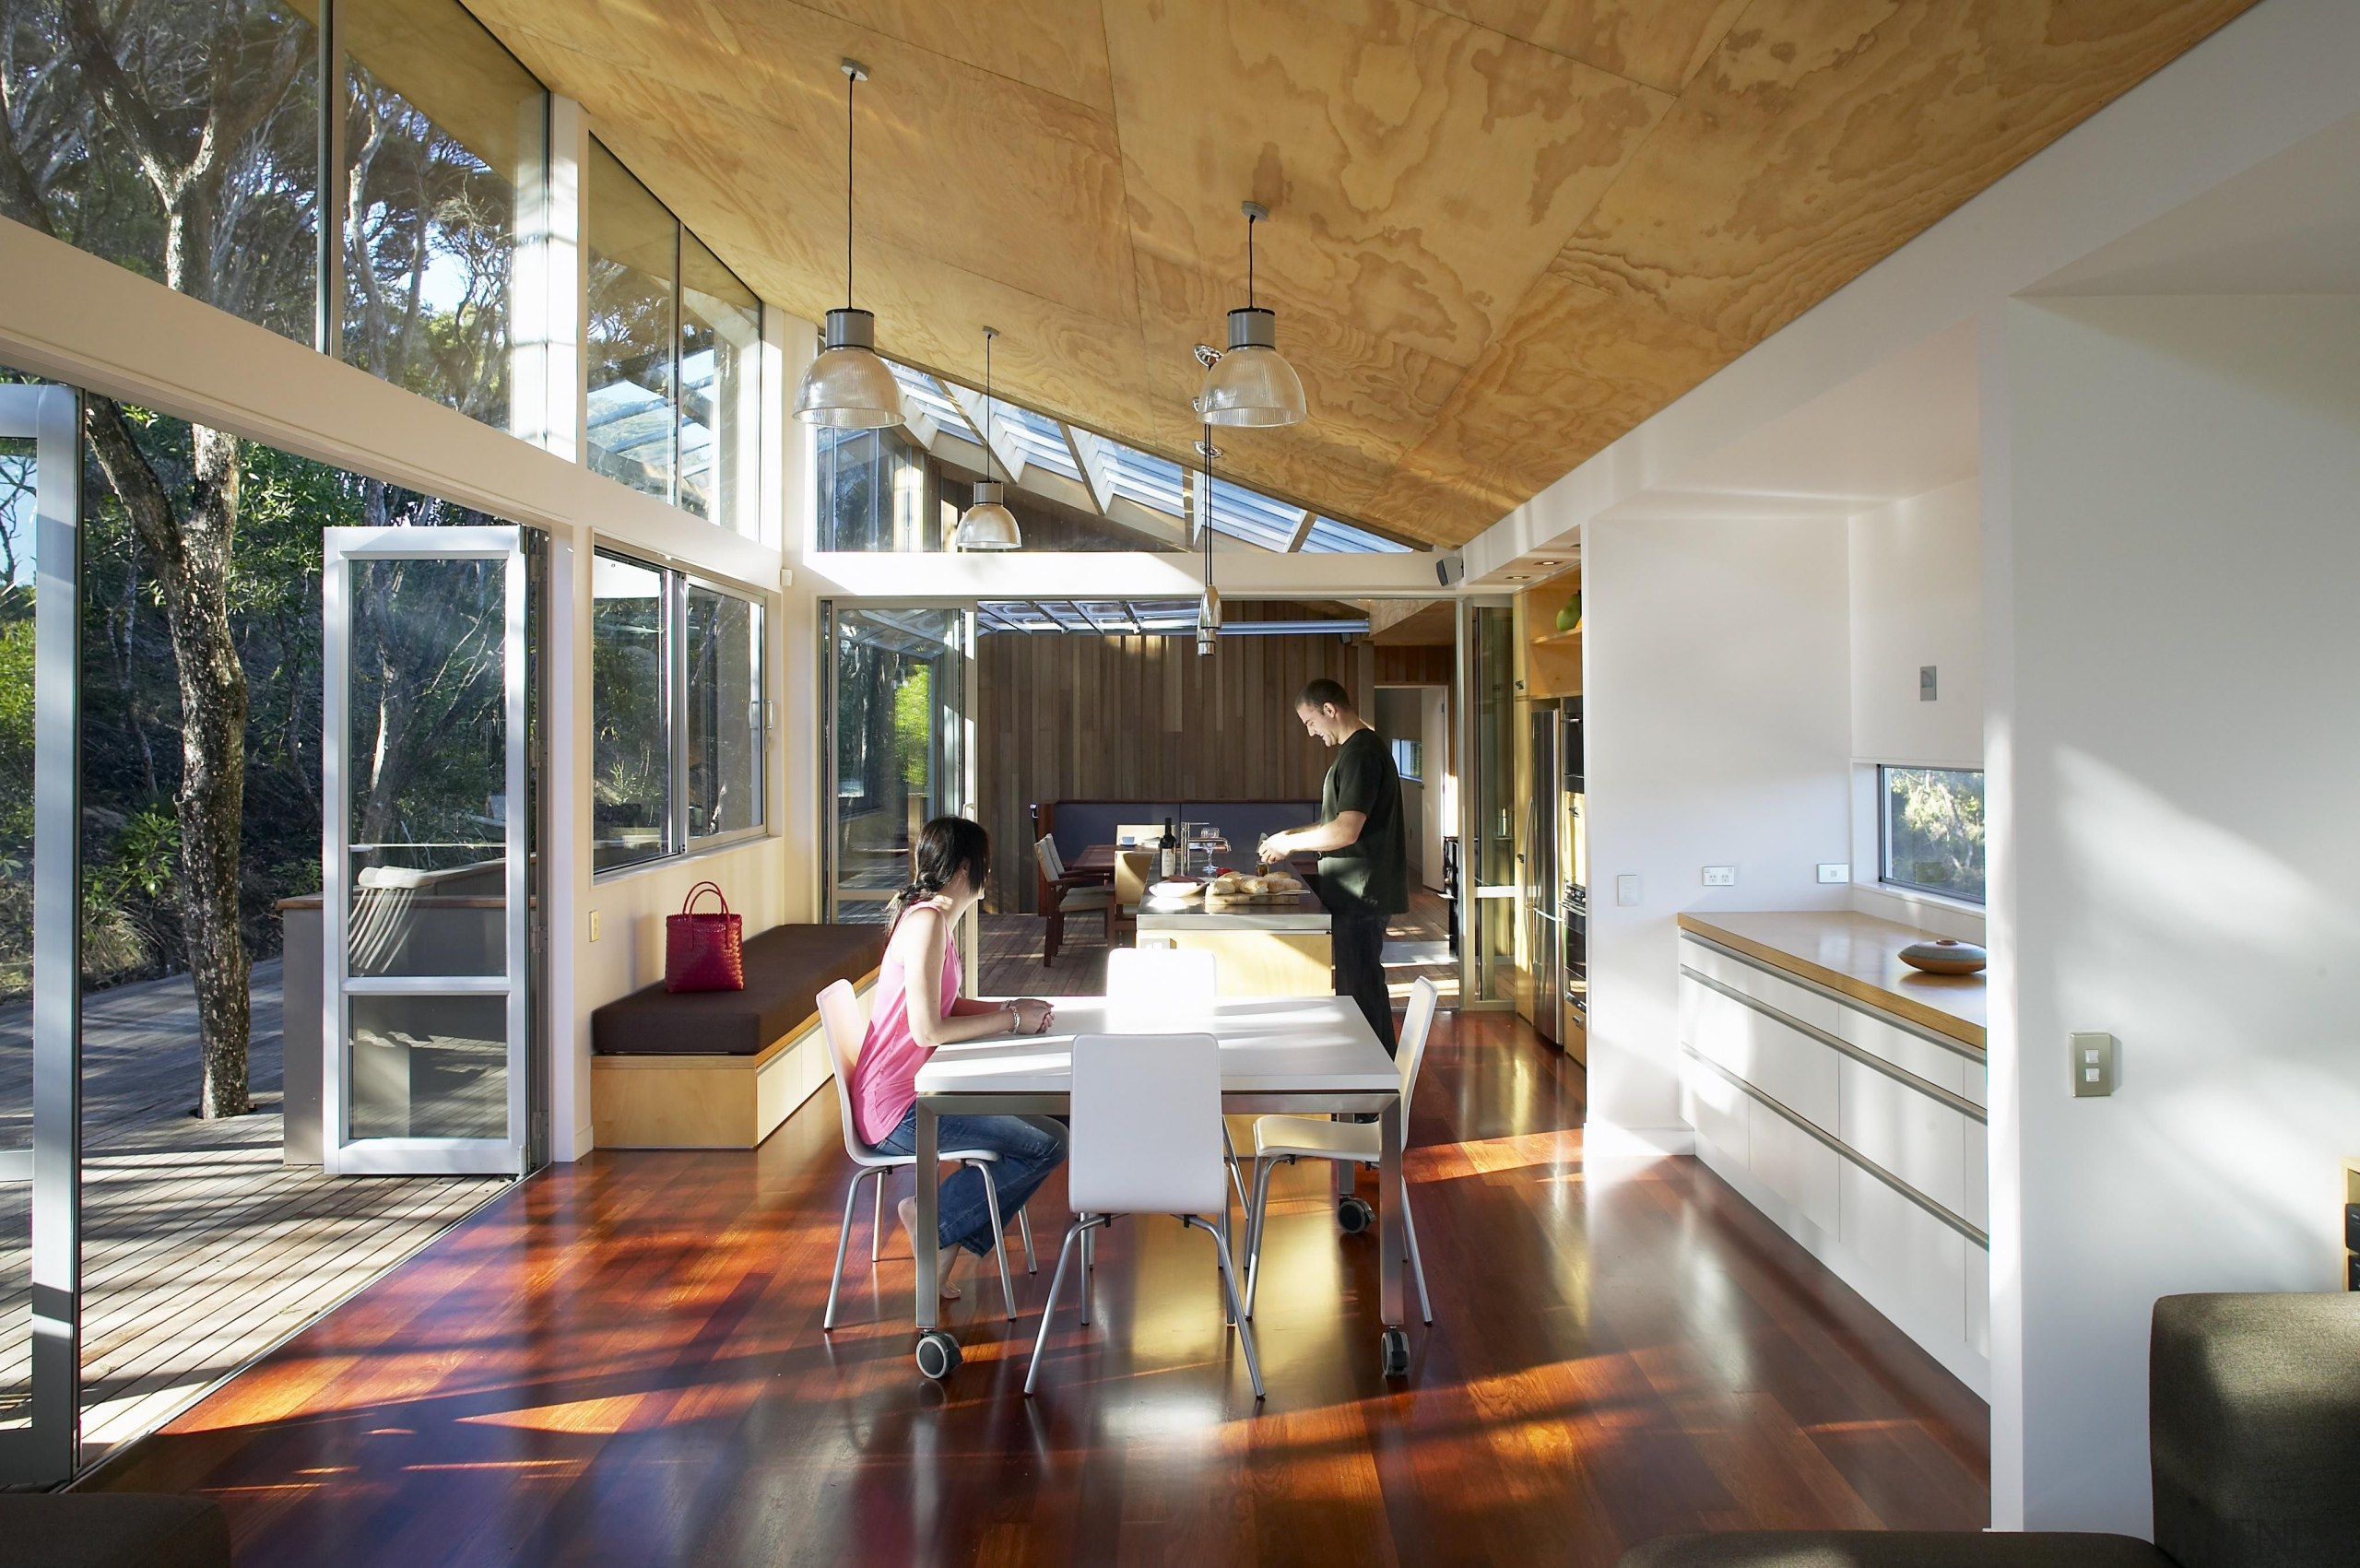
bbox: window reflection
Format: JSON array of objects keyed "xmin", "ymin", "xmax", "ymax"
[
  {"xmin": 686, "ymin": 584, "xmax": 763, "ymax": 840},
  {"xmin": 679, "ymin": 234, "xmax": 761, "ymax": 533},
  {"xmin": 586, "ymin": 142, "xmax": 678, "ymax": 504},
  {"xmin": 591, "ymin": 551, "xmax": 671, "ymax": 870}
]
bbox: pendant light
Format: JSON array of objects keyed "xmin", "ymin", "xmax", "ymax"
[
  {"xmin": 794, "ymin": 59, "xmax": 904, "ymax": 429},
  {"xmin": 1195, "ymin": 423, "xmax": 1221, "ymax": 655},
  {"xmin": 953, "ymin": 327, "xmax": 1021, "ymax": 551},
  {"xmin": 1197, "ymin": 201, "xmax": 1307, "ymax": 427}
]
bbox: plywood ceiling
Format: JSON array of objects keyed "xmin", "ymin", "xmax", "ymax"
[{"xmin": 462, "ymin": 0, "xmax": 2258, "ymax": 547}]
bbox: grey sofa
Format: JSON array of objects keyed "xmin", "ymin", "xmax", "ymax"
[
  {"xmin": 0, "ymin": 1491, "xmax": 230, "ymax": 1567},
  {"xmin": 1622, "ymin": 1292, "xmax": 2360, "ymax": 1568}
]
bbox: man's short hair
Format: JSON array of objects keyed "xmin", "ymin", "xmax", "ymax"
[{"xmin": 1298, "ymin": 678, "xmax": 1353, "ymax": 713}]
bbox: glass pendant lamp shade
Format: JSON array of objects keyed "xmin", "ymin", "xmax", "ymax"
[
  {"xmin": 1199, "ymin": 306, "xmax": 1307, "ymax": 427},
  {"xmin": 955, "ymin": 480, "xmax": 1021, "ymax": 550},
  {"xmin": 795, "ymin": 307, "xmax": 903, "ymax": 429}
]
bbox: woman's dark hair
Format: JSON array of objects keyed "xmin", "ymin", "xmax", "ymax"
[{"xmin": 890, "ymin": 816, "xmax": 991, "ymax": 920}]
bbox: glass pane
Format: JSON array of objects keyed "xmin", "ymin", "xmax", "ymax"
[
  {"xmin": 0, "ymin": 0, "xmax": 321, "ymax": 343},
  {"xmin": 340, "ymin": 0, "xmax": 547, "ymax": 428},
  {"xmin": 817, "ymin": 427, "xmax": 933, "ymax": 551},
  {"xmin": 686, "ymin": 584, "xmax": 761, "ymax": 840},
  {"xmin": 349, "ymin": 992, "xmax": 506, "ymax": 1139},
  {"xmin": 592, "ymin": 552, "xmax": 671, "ymax": 869},
  {"xmin": 678, "ymin": 234, "xmax": 760, "ymax": 532},
  {"xmin": 586, "ymin": 141, "xmax": 677, "ymax": 502},
  {"xmin": 832, "ymin": 608, "xmax": 961, "ymax": 923},
  {"xmin": 348, "ymin": 556, "xmax": 508, "ymax": 977},
  {"xmin": 0, "ymin": 431, "xmax": 32, "ymax": 1439},
  {"xmin": 1470, "ymin": 605, "xmax": 1518, "ymax": 1006},
  {"xmin": 1882, "ymin": 766, "xmax": 1987, "ymax": 902}
]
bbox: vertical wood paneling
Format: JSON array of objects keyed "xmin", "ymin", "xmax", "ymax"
[{"xmin": 976, "ymin": 631, "xmax": 1367, "ymax": 911}]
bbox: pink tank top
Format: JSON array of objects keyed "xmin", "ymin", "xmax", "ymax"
[{"xmin": 850, "ymin": 903, "xmax": 964, "ymax": 1147}]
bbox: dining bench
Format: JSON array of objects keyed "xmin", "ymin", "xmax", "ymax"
[{"xmin": 591, "ymin": 923, "xmax": 888, "ymax": 1149}]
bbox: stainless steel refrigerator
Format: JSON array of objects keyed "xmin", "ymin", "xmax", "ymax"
[{"xmin": 1522, "ymin": 701, "xmax": 1586, "ymax": 1058}]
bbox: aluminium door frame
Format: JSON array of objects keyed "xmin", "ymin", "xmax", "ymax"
[
  {"xmin": 0, "ymin": 383, "xmax": 82, "ymax": 1483},
  {"xmin": 322, "ymin": 525, "xmax": 529, "ymax": 1175}
]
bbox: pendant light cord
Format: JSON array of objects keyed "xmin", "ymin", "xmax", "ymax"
[
  {"xmin": 1246, "ymin": 210, "xmax": 1255, "ymax": 311},
  {"xmin": 985, "ymin": 333, "xmax": 997, "ymax": 485},
  {"xmin": 844, "ymin": 70, "xmax": 856, "ymax": 306}
]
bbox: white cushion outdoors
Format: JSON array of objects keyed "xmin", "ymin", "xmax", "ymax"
[
  {"xmin": 1068, "ymin": 1033, "xmax": 1225, "ymax": 1215},
  {"xmin": 1056, "ymin": 886, "xmax": 1113, "ymax": 911}
]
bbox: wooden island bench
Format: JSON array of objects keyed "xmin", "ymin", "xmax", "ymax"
[{"xmin": 590, "ymin": 923, "xmax": 888, "ymax": 1149}]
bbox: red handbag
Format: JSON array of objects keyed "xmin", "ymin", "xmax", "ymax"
[{"xmin": 665, "ymin": 881, "xmax": 745, "ymax": 992}]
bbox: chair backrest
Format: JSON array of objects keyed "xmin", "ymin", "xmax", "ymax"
[
  {"xmin": 1034, "ymin": 834, "xmax": 1065, "ymax": 882},
  {"xmin": 1106, "ymin": 945, "xmax": 1219, "ymax": 1030},
  {"xmin": 1398, "ymin": 976, "xmax": 1441, "ymax": 1104},
  {"xmin": 1068, "ymin": 1033, "xmax": 1225, "ymax": 1216},
  {"xmin": 2148, "ymin": 1291, "xmax": 2360, "ymax": 1566},
  {"xmin": 817, "ymin": 979, "xmax": 873, "ymax": 1158}
]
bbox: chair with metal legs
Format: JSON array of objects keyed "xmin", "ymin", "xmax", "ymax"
[
  {"xmin": 815, "ymin": 980, "xmax": 1035, "ymax": 1329},
  {"xmin": 1024, "ymin": 1032, "xmax": 1264, "ymax": 1400},
  {"xmin": 1103, "ymin": 947, "xmax": 1253, "ymax": 1220},
  {"xmin": 1244, "ymin": 976, "xmax": 1441, "ymax": 1325}
]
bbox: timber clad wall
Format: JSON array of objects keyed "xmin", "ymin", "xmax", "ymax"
[{"xmin": 977, "ymin": 631, "xmax": 1370, "ymax": 913}]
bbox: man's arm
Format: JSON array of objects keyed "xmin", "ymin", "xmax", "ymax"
[{"xmin": 1262, "ymin": 810, "xmax": 1366, "ymax": 859}]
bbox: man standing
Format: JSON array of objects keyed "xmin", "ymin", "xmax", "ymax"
[{"xmin": 1259, "ymin": 678, "xmax": 1409, "ymax": 1055}]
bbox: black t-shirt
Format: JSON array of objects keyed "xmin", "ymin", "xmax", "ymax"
[{"xmin": 1316, "ymin": 726, "xmax": 1409, "ymax": 915}]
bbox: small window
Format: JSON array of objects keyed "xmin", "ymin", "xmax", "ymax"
[
  {"xmin": 1879, "ymin": 765, "xmax": 1985, "ymax": 903},
  {"xmin": 593, "ymin": 548, "xmax": 767, "ymax": 873},
  {"xmin": 1391, "ymin": 737, "xmax": 1422, "ymax": 783}
]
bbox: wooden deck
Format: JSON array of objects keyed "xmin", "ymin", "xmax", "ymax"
[
  {"xmin": 88, "ymin": 1009, "xmax": 1988, "ymax": 1564},
  {"xmin": 1, "ymin": 961, "xmax": 507, "ymax": 1462}
]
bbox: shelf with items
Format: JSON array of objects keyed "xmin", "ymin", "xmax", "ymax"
[{"xmin": 1531, "ymin": 625, "xmax": 1583, "ymax": 648}]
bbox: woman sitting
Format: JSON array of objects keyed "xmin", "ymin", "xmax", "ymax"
[{"xmin": 850, "ymin": 816, "xmax": 1068, "ymax": 1298}]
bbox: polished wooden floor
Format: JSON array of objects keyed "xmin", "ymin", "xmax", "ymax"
[{"xmin": 87, "ymin": 1009, "xmax": 1988, "ymax": 1565}]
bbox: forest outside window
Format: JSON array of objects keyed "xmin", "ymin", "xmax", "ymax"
[
  {"xmin": 593, "ymin": 548, "xmax": 766, "ymax": 874},
  {"xmin": 1879, "ymin": 765, "xmax": 1986, "ymax": 904}
]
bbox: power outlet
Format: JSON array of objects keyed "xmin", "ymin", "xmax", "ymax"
[
  {"xmin": 1615, "ymin": 874, "xmax": 1641, "ymax": 907},
  {"xmin": 2071, "ymin": 1032, "xmax": 2118, "ymax": 1097},
  {"xmin": 1818, "ymin": 863, "xmax": 1849, "ymax": 884},
  {"xmin": 589, "ymin": 910, "xmax": 601, "ymax": 942},
  {"xmin": 1702, "ymin": 866, "xmax": 1736, "ymax": 888}
]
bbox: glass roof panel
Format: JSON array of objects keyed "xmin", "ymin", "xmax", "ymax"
[
  {"xmin": 886, "ymin": 361, "xmax": 984, "ymax": 444},
  {"xmin": 1302, "ymin": 515, "xmax": 1411, "ymax": 554}
]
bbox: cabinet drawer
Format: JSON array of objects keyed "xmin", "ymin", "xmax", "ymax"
[
  {"xmin": 1682, "ymin": 1053, "xmax": 1749, "ymax": 1167},
  {"xmin": 1839, "ymin": 1161, "xmax": 1968, "ymax": 1347},
  {"xmin": 1681, "ymin": 939, "xmax": 1842, "ymax": 1034},
  {"xmin": 1751, "ymin": 1098, "xmax": 1839, "ymax": 1234},
  {"xmin": 1835, "ymin": 1006, "xmax": 1972, "ymax": 1099},
  {"xmin": 1839, "ymin": 1057, "xmax": 1972, "ymax": 1220},
  {"xmin": 1680, "ymin": 976, "xmax": 1839, "ymax": 1130}
]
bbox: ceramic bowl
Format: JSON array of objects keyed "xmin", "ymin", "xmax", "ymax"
[{"xmin": 1898, "ymin": 937, "xmax": 1987, "ymax": 974}]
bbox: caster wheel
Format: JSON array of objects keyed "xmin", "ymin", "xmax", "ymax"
[
  {"xmin": 915, "ymin": 1330, "xmax": 962, "ymax": 1381},
  {"xmin": 1338, "ymin": 1196, "xmax": 1376, "ymax": 1235},
  {"xmin": 1380, "ymin": 1326, "xmax": 1411, "ymax": 1377}
]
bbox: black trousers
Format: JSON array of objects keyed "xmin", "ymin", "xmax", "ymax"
[{"xmin": 1330, "ymin": 907, "xmax": 1398, "ymax": 1056}]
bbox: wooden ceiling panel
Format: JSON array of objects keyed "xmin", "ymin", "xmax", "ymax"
[
  {"xmin": 1103, "ymin": 0, "xmax": 1670, "ymax": 368},
  {"xmin": 1416, "ymin": 0, "xmax": 1753, "ymax": 92},
  {"xmin": 458, "ymin": 0, "xmax": 2259, "ymax": 548}
]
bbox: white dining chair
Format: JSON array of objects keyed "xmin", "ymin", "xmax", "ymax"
[
  {"xmin": 1024, "ymin": 1032, "xmax": 1264, "ymax": 1399},
  {"xmin": 1243, "ymin": 975, "xmax": 1440, "ymax": 1325},
  {"xmin": 1104, "ymin": 946, "xmax": 1252, "ymax": 1220},
  {"xmin": 817, "ymin": 979, "xmax": 1033, "ymax": 1329}
]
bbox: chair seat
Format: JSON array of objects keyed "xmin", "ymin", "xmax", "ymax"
[
  {"xmin": 848, "ymin": 1143, "xmax": 1005, "ymax": 1171},
  {"xmin": 1057, "ymin": 886, "xmax": 1114, "ymax": 912},
  {"xmin": 1253, "ymin": 1114, "xmax": 1379, "ymax": 1163}
]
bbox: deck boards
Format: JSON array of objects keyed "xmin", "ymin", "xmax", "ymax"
[{"xmin": 0, "ymin": 961, "xmax": 505, "ymax": 1460}]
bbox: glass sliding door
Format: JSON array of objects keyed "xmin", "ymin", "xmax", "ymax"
[
  {"xmin": 1460, "ymin": 598, "xmax": 1519, "ymax": 1009},
  {"xmin": 824, "ymin": 607, "xmax": 969, "ymax": 925},
  {"xmin": 324, "ymin": 527, "xmax": 530, "ymax": 1173},
  {"xmin": 0, "ymin": 383, "xmax": 81, "ymax": 1483}
]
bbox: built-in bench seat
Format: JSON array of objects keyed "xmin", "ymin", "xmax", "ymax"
[{"xmin": 591, "ymin": 923, "xmax": 888, "ymax": 1149}]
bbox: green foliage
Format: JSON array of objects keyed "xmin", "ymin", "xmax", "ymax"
[
  {"xmin": 1885, "ymin": 768, "xmax": 1987, "ymax": 899},
  {"xmin": 892, "ymin": 666, "xmax": 933, "ymax": 791}
]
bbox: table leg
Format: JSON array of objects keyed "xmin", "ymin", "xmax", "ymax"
[
  {"xmin": 1379, "ymin": 1093, "xmax": 1405, "ymax": 1327},
  {"xmin": 914, "ymin": 1102, "xmax": 939, "ymax": 1332}
]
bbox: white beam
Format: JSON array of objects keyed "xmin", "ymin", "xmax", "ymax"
[
  {"xmin": 1064, "ymin": 424, "xmax": 1120, "ymax": 516},
  {"xmin": 1285, "ymin": 506, "xmax": 1316, "ymax": 551},
  {"xmin": 939, "ymin": 379, "xmax": 1026, "ymax": 484},
  {"xmin": 807, "ymin": 548, "xmax": 1442, "ymax": 601}
]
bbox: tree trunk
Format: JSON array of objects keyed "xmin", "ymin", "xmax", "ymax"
[{"xmin": 85, "ymin": 400, "xmax": 253, "ymax": 1117}]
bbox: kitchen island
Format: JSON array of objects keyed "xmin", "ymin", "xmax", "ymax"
[{"xmin": 1135, "ymin": 900, "xmax": 1333, "ymax": 997}]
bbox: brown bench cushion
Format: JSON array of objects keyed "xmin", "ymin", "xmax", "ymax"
[
  {"xmin": 0, "ymin": 1492, "xmax": 232, "ymax": 1568},
  {"xmin": 592, "ymin": 924, "xmax": 888, "ymax": 1057}
]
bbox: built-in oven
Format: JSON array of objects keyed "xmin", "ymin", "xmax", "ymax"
[{"xmin": 1563, "ymin": 882, "xmax": 1587, "ymax": 1062}]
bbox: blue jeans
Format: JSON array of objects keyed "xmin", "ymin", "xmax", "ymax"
[{"xmin": 878, "ymin": 1109, "xmax": 1069, "ymax": 1256}]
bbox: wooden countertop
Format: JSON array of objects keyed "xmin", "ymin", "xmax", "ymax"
[{"xmin": 1676, "ymin": 910, "xmax": 1986, "ymax": 1049}]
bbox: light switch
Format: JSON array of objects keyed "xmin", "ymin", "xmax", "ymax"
[
  {"xmin": 1920, "ymin": 665, "xmax": 1939, "ymax": 701},
  {"xmin": 1702, "ymin": 866, "xmax": 1736, "ymax": 887},
  {"xmin": 589, "ymin": 910, "xmax": 601, "ymax": 943},
  {"xmin": 1615, "ymin": 874, "xmax": 1641, "ymax": 907},
  {"xmin": 1818, "ymin": 863, "xmax": 1850, "ymax": 884},
  {"xmin": 2071, "ymin": 1032, "xmax": 2118, "ymax": 1097}
]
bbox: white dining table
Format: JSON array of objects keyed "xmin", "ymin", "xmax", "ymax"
[{"xmin": 909, "ymin": 994, "xmax": 1407, "ymax": 1374}]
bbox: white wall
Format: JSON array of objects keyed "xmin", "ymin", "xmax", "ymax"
[
  {"xmin": 1985, "ymin": 292, "xmax": 2360, "ymax": 1532},
  {"xmin": 1850, "ymin": 477, "xmax": 1984, "ymax": 766},
  {"xmin": 1583, "ymin": 515, "xmax": 1856, "ymax": 1153}
]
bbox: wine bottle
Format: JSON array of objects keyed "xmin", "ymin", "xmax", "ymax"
[{"xmin": 1160, "ymin": 818, "xmax": 1178, "ymax": 880}]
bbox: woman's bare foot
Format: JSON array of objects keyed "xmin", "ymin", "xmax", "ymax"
[{"xmin": 898, "ymin": 1196, "xmax": 963, "ymax": 1300}]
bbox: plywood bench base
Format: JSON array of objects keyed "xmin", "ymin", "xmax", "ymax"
[{"xmin": 591, "ymin": 983, "xmax": 869, "ymax": 1149}]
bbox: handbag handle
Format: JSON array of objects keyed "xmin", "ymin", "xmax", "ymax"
[{"xmin": 681, "ymin": 880, "xmax": 730, "ymax": 915}]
